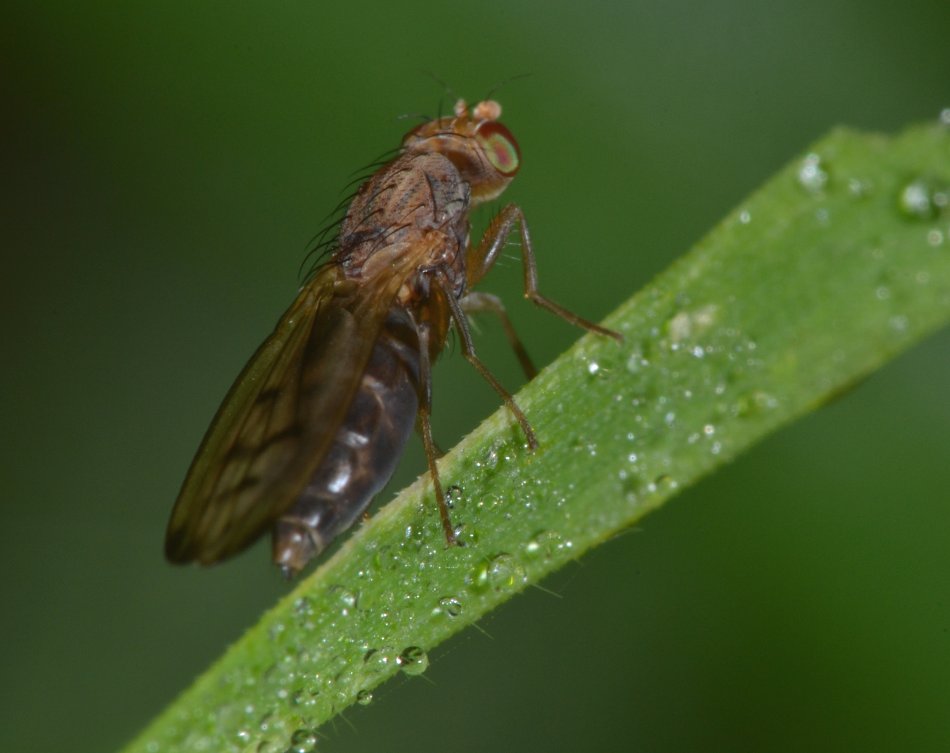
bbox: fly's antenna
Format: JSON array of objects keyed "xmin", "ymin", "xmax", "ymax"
[
  {"xmin": 482, "ymin": 72, "xmax": 534, "ymax": 103},
  {"xmin": 422, "ymin": 70, "xmax": 459, "ymax": 101},
  {"xmin": 421, "ymin": 70, "xmax": 461, "ymax": 122}
]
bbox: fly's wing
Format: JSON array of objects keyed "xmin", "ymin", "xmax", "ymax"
[{"xmin": 165, "ymin": 262, "xmax": 408, "ymax": 565}]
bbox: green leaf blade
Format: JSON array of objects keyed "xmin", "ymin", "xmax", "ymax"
[{"xmin": 123, "ymin": 120, "xmax": 950, "ymax": 753}]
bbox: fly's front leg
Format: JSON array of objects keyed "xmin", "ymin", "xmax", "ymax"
[
  {"xmin": 467, "ymin": 204, "xmax": 623, "ymax": 341},
  {"xmin": 414, "ymin": 319, "xmax": 457, "ymax": 547},
  {"xmin": 460, "ymin": 291, "xmax": 537, "ymax": 380},
  {"xmin": 437, "ymin": 276, "xmax": 538, "ymax": 451}
]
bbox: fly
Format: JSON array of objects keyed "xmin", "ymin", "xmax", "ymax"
[{"xmin": 165, "ymin": 98, "xmax": 621, "ymax": 577}]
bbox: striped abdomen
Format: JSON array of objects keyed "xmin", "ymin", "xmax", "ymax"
[{"xmin": 272, "ymin": 308, "xmax": 420, "ymax": 575}]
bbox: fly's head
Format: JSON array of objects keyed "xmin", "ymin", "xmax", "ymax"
[{"xmin": 403, "ymin": 99, "xmax": 521, "ymax": 204}]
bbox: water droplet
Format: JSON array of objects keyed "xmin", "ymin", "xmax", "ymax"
[
  {"xmin": 668, "ymin": 311, "xmax": 691, "ymax": 343},
  {"xmin": 372, "ymin": 543, "xmax": 400, "ymax": 572},
  {"xmin": 286, "ymin": 728, "xmax": 319, "ymax": 753},
  {"xmin": 587, "ymin": 360, "xmax": 600, "ymax": 375},
  {"xmin": 847, "ymin": 177, "xmax": 872, "ymax": 198},
  {"xmin": 734, "ymin": 390, "xmax": 778, "ymax": 417},
  {"xmin": 647, "ymin": 474, "xmax": 678, "ymax": 495},
  {"xmin": 446, "ymin": 484, "xmax": 463, "ymax": 508},
  {"xmin": 739, "ymin": 209, "xmax": 752, "ymax": 224},
  {"xmin": 258, "ymin": 710, "xmax": 277, "ymax": 733},
  {"xmin": 486, "ymin": 553, "xmax": 526, "ymax": 591},
  {"xmin": 436, "ymin": 595, "xmax": 464, "ymax": 617},
  {"xmin": 397, "ymin": 646, "xmax": 429, "ymax": 676},
  {"xmin": 524, "ymin": 529, "xmax": 563, "ymax": 559},
  {"xmin": 797, "ymin": 153, "xmax": 829, "ymax": 193},
  {"xmin": 626, "ymin": 348, "xmax": 649, "ymax": 373},
  {"xmin": 899, "ymin": 179, "xmax": 941, "ymax": 220},
  {"xmin": 875, "ymin": 286, "xmax": 891, "ymax": 301},
  {"xmin": 471, "ymin": 554, "xmax": 526, "ymax": 592},
  {"xmin": 890, "ymin": 315, "xmax": 909, "ymax": 333},
  {"xmin": 356, "ymin": 689, "xmax": 373, "ymax": 705},
  {"xmin": 927, "ymin": 229, "xmax": 945, "ymax": 247},
  {"xmin": 335, "ymin": 587, "xmax": 358, "ymax": 615},
  {"xmin": 363, "ymin": 647, "xmax": 396, "ymax": 674},
  {"xmin": 450, "ymin": 520, "xmax": 476, "ymax": 546},
  {"xmin": 940, "ymin": 108, "xmax": 950, "ymax": 127},
  {"xmin": 667, "ymin": 304, "xmax": 719, "ymax": 343},
  {"xmin": 622, "ymin": 470, "xmax": 643, "ymax": 504}
]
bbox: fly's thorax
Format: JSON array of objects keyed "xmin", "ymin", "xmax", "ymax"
[{"xmin": 337, "ymin": 152, "xmax": 471, "ymax": 273}]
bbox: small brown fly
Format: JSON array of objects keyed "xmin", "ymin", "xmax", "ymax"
[{"xmin": 165, "ymin": 98, "xmax": 620, "ymax": 577}]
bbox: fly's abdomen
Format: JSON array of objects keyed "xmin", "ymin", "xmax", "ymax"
[{"xmin": 272, "ymin": 309, "xmax": 420, "ymax": 575}]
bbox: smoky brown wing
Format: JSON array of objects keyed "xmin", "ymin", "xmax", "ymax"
[{"xmin": 165, "ymin": 264, "xmax": 401, "ymax": 565}]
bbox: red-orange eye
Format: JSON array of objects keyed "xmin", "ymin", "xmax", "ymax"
[{"xmin": 476, "ymin": 121, "xmax": 521, "ymax": 176}]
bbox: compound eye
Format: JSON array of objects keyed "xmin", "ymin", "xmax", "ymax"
[{"xmin": 476, "ymin": 121, "xmax": 520, "ymax": 176}]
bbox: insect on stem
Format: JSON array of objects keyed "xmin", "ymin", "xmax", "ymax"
[{"xmin": 164, "ymin": 97, "xmax": 619, "ymax": 577}]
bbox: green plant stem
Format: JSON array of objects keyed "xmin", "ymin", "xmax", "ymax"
[{"xmin": 122, "ymin": 120, "xmax": 950, "ymax": 753}]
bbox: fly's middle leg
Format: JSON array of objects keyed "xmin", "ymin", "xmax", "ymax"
[
  {"xmin": 460, "ymin": 291, "xmax": 537, "ymax": 380},
  {"xmin": 437, "ymin": 276, "xmax": 538, "ymax": 450}
]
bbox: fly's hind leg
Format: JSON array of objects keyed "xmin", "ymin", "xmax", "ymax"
[
  {"xmin": 414, "ymin": 320, "xmax": 457, "ymax": 546},
  {"xmin": 417, "ymin": 423, "xmax": 447, "ymax": 459},
  {"xmin": 466, "ymin": 204, "xmax": 623, "ymax": 342}
]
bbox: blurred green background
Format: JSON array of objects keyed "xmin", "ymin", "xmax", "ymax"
[{"xmin": 5, "ymin": 1, "xmax": 950, "ymax": 751}]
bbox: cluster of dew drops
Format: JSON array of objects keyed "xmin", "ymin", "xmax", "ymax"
[{"xmin": 576, "ymin": 107, "xmax": 950, "ymax": 513}]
